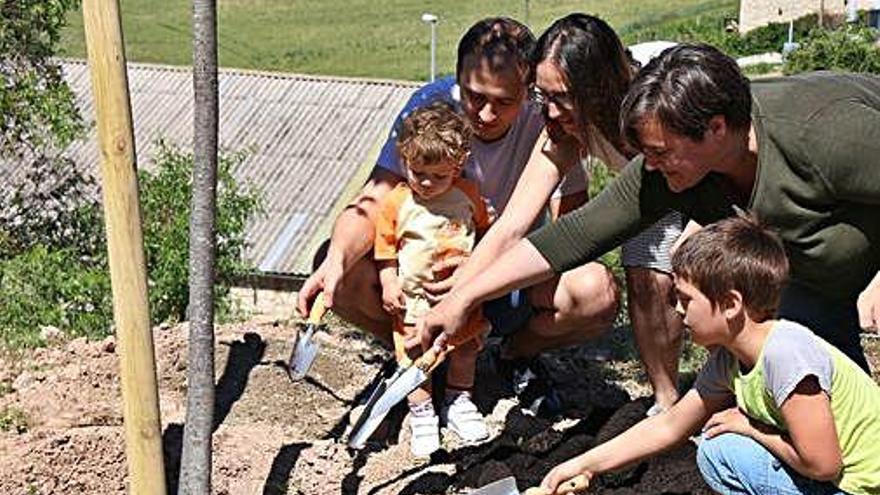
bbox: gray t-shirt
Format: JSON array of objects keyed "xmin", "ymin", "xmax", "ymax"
[
  {"xmin": 375, "ymin": 76, "xmax": 587, "ymax": 218},
  {"xmin": 694, "ymin": 319, "xmax": 834, "ymax": 405}
]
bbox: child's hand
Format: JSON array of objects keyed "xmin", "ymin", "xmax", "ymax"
[
  {"xmin": 703, "ymin": 407, "xmax": 754, "ymax": 439},
  {"xmin": 536, "ymin": 456, "xmax": 592, "ymax": 494},
  {"xmin": 381, "ymin": 281, "xmax": 405, "ymax": 316}
]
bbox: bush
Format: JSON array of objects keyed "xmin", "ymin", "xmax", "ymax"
[
  {"xmin": 139, "ymin": 142, "xmax": 262, "ymax": 324},
  {"xmin": 0, "ymin": 245, "xmax": 112, "ymax": 348},
  {"xmin": 0, "ymin": 143, "xmax": 262, "ymax": 349},
  {"xmin": 0, "ymin": 156, "xmax": 103, "ymax": 260},
  {"xmin": 623, "ymin": 8, "xmax": 820, "ymax": 59},
  {"xmin": 0, "ymin": 0, "xmax": 82, "ymax": 158},
  {"xmin": 784, "ymin": 25, "xmax": 880, "ymax": 75}
]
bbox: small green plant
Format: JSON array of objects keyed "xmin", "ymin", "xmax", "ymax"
[
  {"xmin": 0, "ymin": 143, "xmax": 262, "ymax": 349},
  {"xmin": 784, "ymin": 25, "xmax": 880, "ymax": 75},
  {"xmin": 0, "ymin": 406, "xmax": 29, "ymax": 434},
  {"xmin": 139, "ymin": 142, "xmax": 263, "ymax": 323},
  {"xmin": 742, "ymin": 62, "xmax": 782, "ymax": 77},
  {"xmin": 0, "ymin": 245, "xmax": 112, "ymax": 348}
]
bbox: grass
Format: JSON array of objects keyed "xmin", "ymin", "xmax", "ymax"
[
  {"xmin": 61, "ymin": 0, "xmax": 736, "ymax": 81},
  {"xmin": 0, "ymin": 406, "xmax": 29, "ymax": 434}
]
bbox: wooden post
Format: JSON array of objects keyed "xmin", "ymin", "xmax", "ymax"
[{"xmin": 81, "ymin": 1, "xmax": 167, "ymax": 493}]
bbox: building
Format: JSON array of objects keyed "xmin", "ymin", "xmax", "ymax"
[{"xmin": 738, "ymin": 0, "xmax": 873, "ymax": 32}]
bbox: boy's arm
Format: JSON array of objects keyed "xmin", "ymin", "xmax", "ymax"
[
  {"xmin": 377, "ymin": 260, "xmax": 405, "ymax": 317},
  {"xmin": 703, "ymin": 376, "xmax": 842, "ymax": 481},
  {"xmin": 539, "ymin": 389, "xmax": 728, "ymax": 492},
  {"xmin": 374, "ymin": 190, "xmax": 405, "ymax": 317}
]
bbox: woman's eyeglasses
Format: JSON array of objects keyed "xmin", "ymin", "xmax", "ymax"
[{"xmin": 530, "ymin": 87, "xmax": 575, "ymax": 111}]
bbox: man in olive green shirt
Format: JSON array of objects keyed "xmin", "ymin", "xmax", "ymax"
[{"xmin": 418, "ymin": 43, "xmax": 880, "ymax": 373}]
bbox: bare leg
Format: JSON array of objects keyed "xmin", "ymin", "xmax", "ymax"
[
  {"xmin": 626, "ymin": 266, "xmax": 683, "ymax": 409},
  {"xmin": 447, "ymin": 337, "xmax": 480, "ymax": 391},
  {"xmin": 323, "ymin": 255, "xmax": 394, "ymax": 344},
  {"xmin": 505, "ymin": 262, "xmax": 620, "ymax": 358}
]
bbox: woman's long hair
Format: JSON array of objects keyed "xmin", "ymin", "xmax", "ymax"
[{"xmin": 532, "ymin": 13, "xmax": 635, "ymax": 156}]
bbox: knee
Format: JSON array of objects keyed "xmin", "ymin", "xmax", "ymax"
[
  {"xmin": 561, "ymin": 264, "xmax": 620, "ymax": 326},
  {"xmin": 626, "ymin": 267, "xmax": 675, "ymax": 307},
  {"xmin": 696, "ymin": 433, "xmax": 755, "ymax": 491}
]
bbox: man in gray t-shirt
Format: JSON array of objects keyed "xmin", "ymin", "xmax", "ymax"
[{"xmin": 296, "ymin": 19, "xmax": 618, "ymax": 372}]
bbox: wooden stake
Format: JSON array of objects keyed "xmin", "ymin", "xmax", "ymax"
[{"xmin": 81, "ymin": 1, "xmax": 167, "ymax": 493}]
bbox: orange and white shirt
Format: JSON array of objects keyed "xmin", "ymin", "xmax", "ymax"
[{"xmin": 375, "ymin": 178, "xmax": 491, "ymax": 325}]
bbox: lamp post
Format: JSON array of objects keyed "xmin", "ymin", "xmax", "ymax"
[{"xmin": 421, "ymin": 13, "xmax": 438, "ymax": 82}]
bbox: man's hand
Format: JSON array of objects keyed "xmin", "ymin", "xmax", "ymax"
[
  {"xmin": 703, "ymin": 407, "xmax": 757, "ymax": 439},
  {"xmin": 857, "ymin": 272, "xmax": 880, "ymax": 332},
  {"xmin": 417, "ymin": 291, "xmax": 471, "ymax": 351},
  {"xmin": 536, "ymin": 456, "xmax": 592, "ymax": 494},
  {"xmin": 423, "ymin": 254, "xmax": 468, "ymax": 304},
  {"xmin": 296, "ymin": 256, "xmax": 345, "ymax": 318}
]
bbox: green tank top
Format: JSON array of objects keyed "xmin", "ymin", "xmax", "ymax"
[{"xmin": 733, "ymin": 327, "xmax": 880, "ymax": 494}]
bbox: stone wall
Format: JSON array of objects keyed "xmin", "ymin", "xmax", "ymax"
[
  {"xmin": 738, "ymin": 0, "xmax": 873, "ymax": 32},
  {"xmin": 230, "ymin": 286, "xmax": 298, "ymax": 323}
]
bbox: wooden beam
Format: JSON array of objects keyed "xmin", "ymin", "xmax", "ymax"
[{"xmin": 81, "ymin": 1, "xmax": 167, "ymax": 493}]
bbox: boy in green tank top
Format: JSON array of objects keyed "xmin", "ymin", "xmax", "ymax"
[{"xmin": 533, "ymin": 216, "xmax": 880, "ymax": 495}]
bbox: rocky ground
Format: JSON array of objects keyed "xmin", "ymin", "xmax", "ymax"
[{"xmin": 0, "ymin": 320, "xmax": 878, "ymax": 495}]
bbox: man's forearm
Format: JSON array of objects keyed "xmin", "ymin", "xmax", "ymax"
[
  {"xmin": 327, "ymin": 203, "xmax": 377, "ymax": 271},
  {"xmin": 458, "ymin": 239, "xmax": 554, "ymax": 312},
  {"xmin": 454, "ymin": 223, "xmax": 522, "ymax": 289}
]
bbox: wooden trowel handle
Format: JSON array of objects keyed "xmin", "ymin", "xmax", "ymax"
[
  {"xmin": 523, "ymin": 474, "xmax": 589, "ymax": 495},
  {"xmin": 309, "ymin": 292, "xmax": 328, "ymax": 324},
  {"xmin": 414, "ymin": 343, "xmax": 455, "ymax": 373}
]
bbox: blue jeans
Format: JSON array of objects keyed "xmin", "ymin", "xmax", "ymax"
[
  {"xmin": 697, "ymin": 433, "xmax": 849, "ymax": 495},
  {"xmin": 482, "ymin": 290, "xmax": 534, "ymax": 337}
]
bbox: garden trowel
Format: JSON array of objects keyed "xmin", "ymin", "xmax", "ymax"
[
  {"xmin": 346, "ymin": 331, "xmax": 411, "ymax": 449},
  {"xmin": 347, "ymin": 342, "xmax": 451, "ymax": 449},
  {"xmin": 348, "ymin": 312, "xmax": 487, "ymax": 449},
  {"xmin": 287, "ymin": 292, "xmax": 327, "ymax": 381},
  {"xmin": 471, "ymin": 475, "xmax": 590, "ymax": 495}
]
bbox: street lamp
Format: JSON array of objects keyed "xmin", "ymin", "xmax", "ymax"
[{"xmin": 421, "ymin": 13, "xmax": 438, "ymax": 82}]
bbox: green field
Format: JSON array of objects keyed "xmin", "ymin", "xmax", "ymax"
[{"xmin": 61, "ymin": 0, "xmax": 736, "ymax": 81}]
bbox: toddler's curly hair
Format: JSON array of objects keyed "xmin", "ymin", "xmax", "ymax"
[{"xmin": 397, "ymin": 101, "xmax": 471, "ymax": 169}]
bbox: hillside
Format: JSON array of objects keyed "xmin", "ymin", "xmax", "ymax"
[{"xmin": 60, "ymin": 0, "xmax": 736, "ymax": 80}]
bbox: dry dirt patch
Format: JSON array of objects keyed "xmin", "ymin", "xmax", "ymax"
[{"xmin": 1, "ymin": 323, "xmax": 877, "ymax": 494}]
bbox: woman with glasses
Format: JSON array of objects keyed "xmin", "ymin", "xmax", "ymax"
[{"xmin": 446, "ymin": 14, "xmax": 687, "ymax": 415}]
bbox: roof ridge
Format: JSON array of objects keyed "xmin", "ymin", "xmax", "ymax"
[{"xmin": 56, "ymin": 57, "xmax": 423, "ymax": 88}]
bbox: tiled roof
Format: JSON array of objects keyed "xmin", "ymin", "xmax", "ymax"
[{"xmin": 33, "ymin": 61, "xmax": 419, "ymax": 276}]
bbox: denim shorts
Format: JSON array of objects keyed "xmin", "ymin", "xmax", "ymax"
[{"xmin": 482, "ymin": 290, "xmax": 534, "ymax": 337}]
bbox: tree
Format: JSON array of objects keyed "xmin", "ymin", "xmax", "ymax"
[
  {"xmin": 179, "ymin": 0, "xmax": 219, "ymax": 492},
  {"xmin": 1, "ymin": 0, "xmax": 92, "ymax": 259},
  {"xmin": 0, "ymin": 0, "xmax": 82, "ymax": 158}
]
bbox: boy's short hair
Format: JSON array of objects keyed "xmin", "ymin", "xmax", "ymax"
[
  {"xmin": 456, "ymin": 17, "xmax": 535, "ymax": 85},
  {"xmin": 672, "ymin": 216, "xmax": 789, "ymax": 321},
  {"xmin": 396, "ymin": 101, "xmax": 472, "ymax": 169}
]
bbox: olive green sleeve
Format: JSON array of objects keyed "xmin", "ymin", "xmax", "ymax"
[
  {"xmin": 809, "ymin": 99, "xmax": 880, "ymax": 205},
  {"xmin": 527, "ymin": 155, "xmax": 672, "ymax": 273}
]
